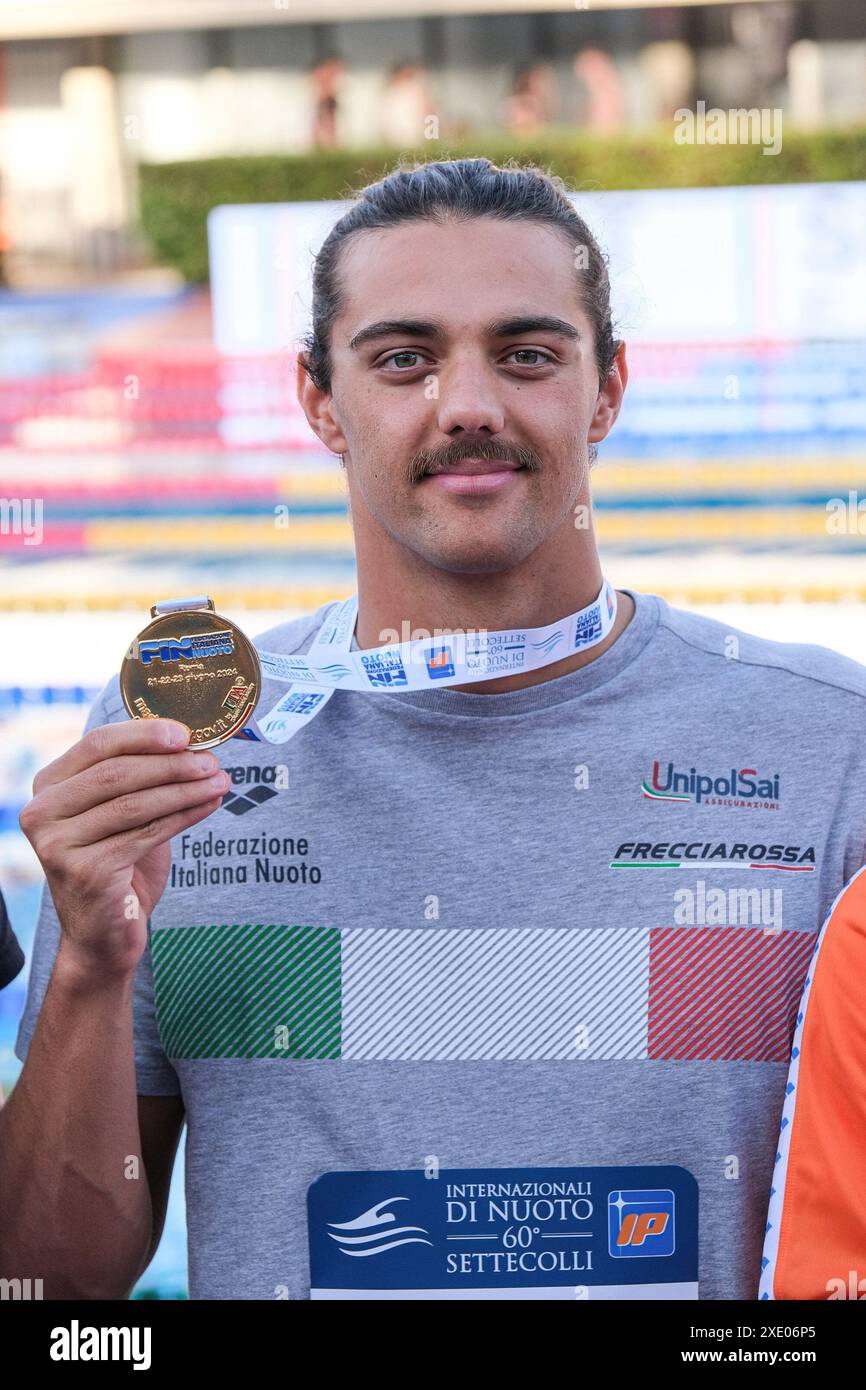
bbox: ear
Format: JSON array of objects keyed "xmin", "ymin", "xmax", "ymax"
[
  {"xmin": 296, "ymin": 355, "xmax": 349, "ymax": 455},
  {"xmin": 588, "ymin": 341, "xmax": 628, "ymax": 445}
]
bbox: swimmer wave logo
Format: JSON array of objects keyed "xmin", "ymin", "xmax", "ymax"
[
  {"xmin": 531, "ymin": 628, "xmax": 565, "ymax": 655},
  {"xmin": 276, "ymin": 656, "xmax": 352, "ymax": 683},
  {"xmin": 327, "ymin": 1198, "xmax": 433, "ymax": 1258}
]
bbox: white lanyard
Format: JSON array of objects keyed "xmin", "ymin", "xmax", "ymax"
[{"xmin": 254, "ymin": 578, "xmax": 618, "ymax": 745}]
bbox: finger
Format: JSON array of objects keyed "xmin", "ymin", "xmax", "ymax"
[
  {"xmin": 64, "ymin": 770, "xmax": 231, "ymax": 850},
  {"xmin": 94, "ymin": 793, "xmax": 227, "ymax": 874},
  {"xmin": 35, "ymin": 748, "xmax": 223, "ymax": 823},
  {"xmin": 34, "ymin": 719, "xmax": 192, "ymax": 795}
]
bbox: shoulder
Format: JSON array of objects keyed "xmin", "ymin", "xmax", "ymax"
[{"xmin": 644, "ymin": 591, "xmax": 866, "ymax": 705}]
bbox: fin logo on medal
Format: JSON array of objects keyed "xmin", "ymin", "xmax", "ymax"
[{"xmin": 120, "ymin": 595, "xmax": 261, "ymax": 750}]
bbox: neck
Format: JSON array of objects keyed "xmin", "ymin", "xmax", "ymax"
[{"xmin": 353, "ymin": 516, "xmax": 635, "ymax": 694}]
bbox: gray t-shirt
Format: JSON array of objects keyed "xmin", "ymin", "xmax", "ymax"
[{"xmin": 15, "ymin": 589, "xmax": 866, "ymax": 1300}]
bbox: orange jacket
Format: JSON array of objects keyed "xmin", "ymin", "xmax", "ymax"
[{"xmin": 760, "ymin": 863, "xmax": 866, "ymax": 1299}]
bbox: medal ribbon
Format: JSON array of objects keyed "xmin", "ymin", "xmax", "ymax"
[{"xmin": 251, "ymin": 578, "xmax": 618, "ymax": 745}]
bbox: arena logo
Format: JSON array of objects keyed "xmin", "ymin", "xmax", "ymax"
[
  {"xmin": 610, "ymin": 841, "xmax": 816, "ymax": 871},
  {"xmin": 642, "ymin": 760, "xmax": 780, "ymax": 809},
  {"xmin": 220, "ymin": 762, "xmax": 288, "ymax": 816}
]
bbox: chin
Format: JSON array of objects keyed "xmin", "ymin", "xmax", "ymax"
[
  {"xmin": 401, "ymin": 512, "xmax": 547, "ymax": 576},
  {"xmin": 419, "ymin": 542, "xmax": 533, "ymax": 576}
]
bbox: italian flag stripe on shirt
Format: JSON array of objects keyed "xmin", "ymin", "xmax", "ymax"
[{"xmin": 151, "ymin": 922, "xmax": 813, "ymax": 1064}]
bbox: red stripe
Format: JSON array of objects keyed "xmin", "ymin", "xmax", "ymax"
[
  {"xmin": 750, "ymin": 864, "xmax": 814, "ymax": 872},
  {"xmin": 648, "ymin": 927, "xmax": 814, "ymax": 1061}
]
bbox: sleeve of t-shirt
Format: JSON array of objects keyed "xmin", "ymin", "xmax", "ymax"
[{"xmin": 13, "ymin": 677, "xmax": 182, "ymax": 1097}]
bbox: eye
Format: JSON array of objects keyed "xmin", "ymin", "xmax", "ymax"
[
  {"xmin": 504, "ymin": 348, "xmax": 554, "ymax": 367},
  {"xmin": 379, "ymin": 350, "xmax": 427, "ymax": 370}
]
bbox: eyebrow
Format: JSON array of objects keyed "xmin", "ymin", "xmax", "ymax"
[{"xmin": 347, "ymin": 315, "xmax": 581, "ymax": 352}]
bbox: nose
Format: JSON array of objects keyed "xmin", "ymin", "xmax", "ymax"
[{"xmin": 435, "ymin": 357, "xmax": 506, "ymax": 438}]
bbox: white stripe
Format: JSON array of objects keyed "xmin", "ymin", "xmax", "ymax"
[{"xmin": 341, "ymin": 927, "xmax": 650, "ymax": 1061}]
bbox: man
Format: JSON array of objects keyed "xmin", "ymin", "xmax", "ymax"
[{"xmin": 3, "ymin": 158, "xmax": 866, "ymax": 1301}]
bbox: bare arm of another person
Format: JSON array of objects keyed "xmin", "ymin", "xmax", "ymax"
[{"xmin": 0, "ymin": 719, "xmax": 227, "ymax": 1298}]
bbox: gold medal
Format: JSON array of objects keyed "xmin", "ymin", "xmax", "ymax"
[{"xmin": 120, "ymin": 596, "xmax": 261, "ymax": 749}]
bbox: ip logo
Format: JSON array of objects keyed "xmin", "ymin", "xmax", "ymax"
[
  {"xmin": 424, "ymin": 646, "xmax": 455, "ymax": 680},
  {"xmin": 608, "ymin": 1188, "xmax": 675, "ymax": 1258}
]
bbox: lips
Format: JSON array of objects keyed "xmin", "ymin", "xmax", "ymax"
[{"xmin": 427, "ymin": 457, "xmax": 524, "ymax": 476}]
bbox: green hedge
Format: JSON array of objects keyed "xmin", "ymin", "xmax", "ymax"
[{"xmin": 138, "ymin": 126, "xmax": 866, "ymax": 283}]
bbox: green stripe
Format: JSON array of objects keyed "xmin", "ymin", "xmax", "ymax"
[
  {"xmin": 640, "ymin": 781, "xmax": 690, "ymax": 802},
  {"xmin": 609, "ymin": 860, "xmax": 681, "ymax": 868},
  {"xmin": 152, "ymin": 924, "xmax": 341, "ymax": 1059}
]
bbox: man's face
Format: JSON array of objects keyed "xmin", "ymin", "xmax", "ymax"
[{"xmin": 302, "ymin": 216, "xmax": 625, "ymax": 574}]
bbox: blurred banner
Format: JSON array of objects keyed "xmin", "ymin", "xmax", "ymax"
[{"xmin": 209, "ymin": 182, "xmax": 866, "ymax": 353}]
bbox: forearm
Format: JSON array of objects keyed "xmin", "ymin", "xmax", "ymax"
[{"xmin": 0, "ymin": 941, "xmax": 152, "ymax": 1299}]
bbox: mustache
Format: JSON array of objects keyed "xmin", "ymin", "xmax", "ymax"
[{"xmin": 407, "ymin": 438, "xmax": 542, "ymax": 486}]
